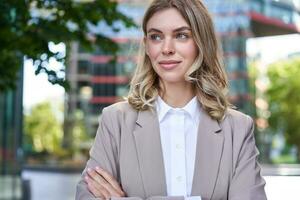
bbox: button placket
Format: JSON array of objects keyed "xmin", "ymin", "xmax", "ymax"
[{"xmin": 170, "ymin": 110, "xmax": 187, "ymax": 196}]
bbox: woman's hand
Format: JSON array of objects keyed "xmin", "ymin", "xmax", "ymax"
[{"xmin": 85, "ymin": 166, "xmax": 126, "ymax": 199}]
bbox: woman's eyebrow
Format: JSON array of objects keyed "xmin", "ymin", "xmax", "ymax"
[
  {"xmin": 173, "ymin": 26, "xmax": 191, "ymax": 32},
  {"xmin": 147, "ymin": 26, "xmax": 191, "ymax": 34},
  {"xmin": 147, "ymin": 28, "xmax": 162, "ymax": 33}
]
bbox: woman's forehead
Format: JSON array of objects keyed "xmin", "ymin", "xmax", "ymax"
[{"xmin": 146, "ymin": 8, "xmax": 190, "ymax": 31}]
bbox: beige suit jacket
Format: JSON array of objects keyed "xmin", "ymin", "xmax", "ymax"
[{"xmin": 76, "ymin": 101, "xmax": 267, "ymax": 200}]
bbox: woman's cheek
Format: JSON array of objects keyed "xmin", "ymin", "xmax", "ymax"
[{"xmin": 147, "ymin": 44, "xmax": 161, "ymax": 61}]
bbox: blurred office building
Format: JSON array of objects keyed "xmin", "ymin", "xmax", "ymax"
[
  {"xmin": 0, "ymin": 67, "xmax": 29, "ymax": 199},
  {"xmin": 64, "ymin": 1, "xmax": 145, "ymax": 138},
  {"xmin": 64, "ymin": 0, "xmax": 300, "ymax": 137}
]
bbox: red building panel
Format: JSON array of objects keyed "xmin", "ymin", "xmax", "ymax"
[
  {"xmin": 91, "ymin": 76, "xmax": 129, "ymax": 84},
  {"xmin": 90, "ymin": 96, "xmax": 119, "ymax": 104},
  {"xmin": 248, "ymin": 11, "xmax": 299, "ymax": 32}
]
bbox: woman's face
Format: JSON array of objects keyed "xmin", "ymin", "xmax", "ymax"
[{"xmin": 145, "ymin": 8, "xmax": 198, "ymax": 85}]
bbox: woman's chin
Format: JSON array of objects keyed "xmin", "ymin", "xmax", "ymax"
[{"xmin": 159, "ymin": 76, "xmax": 186, "ymax": 84}]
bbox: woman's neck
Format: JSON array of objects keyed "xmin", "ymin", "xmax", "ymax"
[{"xmin": 159, "ymin": 81, "xmax": 195, "ymax": 108}]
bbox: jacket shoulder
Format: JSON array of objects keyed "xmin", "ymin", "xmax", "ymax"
[
  {"xmin": 223, "ymin": 108, "xmax": 254, "ymax": 132},
  {"xmin": 102, "ymin": 101, "xmax": 136, "ymax": 114},
  {"xmin": 224, "ymin": 108, "xmax": 252, "ymax": 123},
  {"xmin": 100, "ymin": 101, "xmax": 138, "ymax": 126}
]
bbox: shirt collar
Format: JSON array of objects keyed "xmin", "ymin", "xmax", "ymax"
[
  {"xmin": 156, "ymin": 96, "xmax": 172, "ymax": 122},
  {"xmin": 182, "ymin": 96, "xmax": 200, "ymax": 121},
  {"xmin": 155, "ymin": 96, "xmax": 200, "ymax": 123}
]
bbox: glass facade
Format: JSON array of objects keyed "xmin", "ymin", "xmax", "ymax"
[
  {"xmin": 75, "ymin": 5, "xmax": 143, "ymax": 135},
  {"xmin": 0, "ymin": 67, "xmax": 25, "ymax": 199},
  {"xmin": 250, "ymin": 0, "xmax": 300, "ymax": 25},
  {"xmin": 203, "ymin": 0, "xmax": 253, "ymax": 112}
]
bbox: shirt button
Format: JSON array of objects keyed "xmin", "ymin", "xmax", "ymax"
[
  {"xmin": 176, "ymin": 176, "xmax": 182, "ymax": 182},
  {"xmin": 176, "ymin": 144, "xmax": 181, "ymax": 149}
]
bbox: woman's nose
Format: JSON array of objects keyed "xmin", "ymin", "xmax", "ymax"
[{"xmin": 162, "ymin": 38, "xmax": 175, "ymax": 55}]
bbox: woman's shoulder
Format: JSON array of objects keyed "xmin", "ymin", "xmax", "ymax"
[
  {"xmin": 101, "ymin": 100, "xmax": 138, "ymax": 121},
  {"xmin": 223, "ymin": 108, "xmax": 253, "ymax": 129},
  {"xmin": 221, "ymin": 108, "xmax": 255, "ymax": 148},
  {"xmin": 103, "ymin": 100, "xmax": 135, "ymax": 113}
]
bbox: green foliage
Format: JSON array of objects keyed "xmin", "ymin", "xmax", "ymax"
[
  {"xmin": 266, "ymin": 57, "xmax": 300, "ymax": 160},
  {"xmin": 24, "ymin": 102, "xmax": 65, "ymax": 156},
  {"xmin": 0, "ymin": 0, "xmax": 136, "ymax": 91},
  {"xmin": 72, "ymin": 110, "xmax": 89, "ymax": 146},
  {"xmin": 271, "ymin": 154, "xmax": 297, "ymax": 164},
  {"xmin": 247, "ymin": 60, "xmax": 259, "ymax": 116},
  {"xmin": 72, "ymin": 109, "xmax": 92, "ymax": 159}
]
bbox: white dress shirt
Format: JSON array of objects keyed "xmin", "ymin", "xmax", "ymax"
[{"xmin": 156, "ymin": 96, "xmax": 201, "ymax": 200}]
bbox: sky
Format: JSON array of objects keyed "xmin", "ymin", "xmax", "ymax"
[
  {"xmin": 23, "ymin": 60, "xmax": 65, "ymax": 111},
  {"xmin": 247, "ymin": 34, "xmax": 300, "ymax": 66},
  {"xmin": 23, "ymin": 42, "xmax": 66, "ymax": 112},
  {"xmin": 23, "ymin": 34, "xmax": 300, "ymax": 110}
]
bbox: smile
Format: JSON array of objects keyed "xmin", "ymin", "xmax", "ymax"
[{"xmin": 158, "ymin": 60, "xmax": 182, "ymax": 70}]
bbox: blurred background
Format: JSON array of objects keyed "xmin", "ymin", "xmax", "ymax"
[{"xmin": 0, "ymin": 0, "xmax": 300, "ymax": 199}]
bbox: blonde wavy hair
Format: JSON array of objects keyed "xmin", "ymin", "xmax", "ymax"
[{"xmin": 127, "ymin": 0, "xmax": 230, "ymax": 121}]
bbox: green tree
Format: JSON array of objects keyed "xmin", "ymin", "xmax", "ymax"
[
  {"xmin": 24, "ymin": 102, "xmax": 65, "ymax": 156},
  {"xmin": 266, "ymin": 57, "xmax": 300, "ymax": 161},
  {"xmin": 0, "ymin": 0, "xmax": 136, "ymax": 91}
]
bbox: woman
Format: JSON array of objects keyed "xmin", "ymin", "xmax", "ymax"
[{"xmin": 76, "ymin": 0, "xmax": 267, "ymax": 199}]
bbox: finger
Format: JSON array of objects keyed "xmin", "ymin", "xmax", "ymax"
[
  {"xmin": 85, "ymin": 175, "xmax": 110, "ymax": 198},
  {"xmin": 87, "ymin": 168, "xmax": 106, "ymax": 184},
  {"xmin": 95, "ymin": 166, "xmax": 125, "ymax": 196},
  {"xmin": 85, "ymin": 176, "xmax": 105, "ymax": 198},
  {"xmin": 87, "ymin": 168, "xmax": 123, "ymax": 197}
]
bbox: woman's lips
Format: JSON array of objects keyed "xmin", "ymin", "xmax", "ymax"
[{"xmin": 158, "ymin": 60, "xmax": 182, "ymax": 70}]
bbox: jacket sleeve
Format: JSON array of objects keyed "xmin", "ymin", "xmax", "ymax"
[
  {"xmin": 75, "ymin": 108, "xmax": 121, "ymax": 200},
  {"xmin": 146, "ymin": 197, "xmax": 184, "ymax": 200},
  {"xmin": 228, "ymin": 116, "xmax": 267, "ymax": 200},
  {"xmin": 114, "ymin": 197, "xmax": 184, "ymax": 200}
]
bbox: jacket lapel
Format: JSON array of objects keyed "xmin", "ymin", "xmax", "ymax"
[
  {"xmin": 132, "ymin": 106, "xmax": 224, "ymax": 199},
  {"xmin": 133, "ymin": 109, "xmax": 167, "ymax": 197},
  {"xmin": 191, "ymin": 108, "xmax": 224, "ymax": 199}
]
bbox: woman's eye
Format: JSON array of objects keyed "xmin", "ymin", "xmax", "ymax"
[
  {"xmin": 149, "ymin": 34, "xmax": 162, "ymax": 41},
  {"xmin": 176, "ymin": 33, "xmax": 189, "ymax": 40}
]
